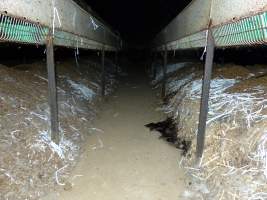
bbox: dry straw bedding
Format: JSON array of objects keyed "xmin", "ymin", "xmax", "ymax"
[
  {"xmin": 0, "ymin": 59, "xmax": 117, "ymax": 200},
  {"xmin": 158, "ymin": 62, "xmax": 267, "ymax": 199}
]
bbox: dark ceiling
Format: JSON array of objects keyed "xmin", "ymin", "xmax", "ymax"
[{"xmin": 83, "ymin": 0, "xmax": 191, "ymax": 45}]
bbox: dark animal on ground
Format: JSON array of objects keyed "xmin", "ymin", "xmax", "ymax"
[
  {"xmin": 145, "ymin": 118, "xmax": 191, "ymax": 156},
  {"xmin": 145, "ymin": 118, "xmax": 177, "ymax": 143}
]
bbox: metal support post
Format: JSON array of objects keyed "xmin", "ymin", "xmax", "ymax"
[
  {"xmin": 46, "ymin": 33, "xmax": 59, "ymax": 144},
  {"xmin": 115, "ymin": 51, "xmax": 118, "ymax": 76},
  {"xmin": 101, "ymin": 47, "xmax": 106, "ymax": 96},
  {"xmin": 152, "ymin": 53, "xmax": 157, "ymax": 80},
  {"xmin": 196, "ymin": 30, "xmax": 215, "ymax": 160},
  {"xmin": 74, "ymin": 50, "xmax": 80, "ymax": 69},
  {"xmin": 161, "ymin": 48, "xmax": 167, "ymax": 99}
]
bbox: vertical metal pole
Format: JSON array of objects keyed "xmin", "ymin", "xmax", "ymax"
[
  {"xmin": 161, "ymin": 47, "xmax": 167, "ymax": 99},
  {"xmin": 75, "ymin": 50, "xmax": 80, "ymax": 69},
  {"xmin": 196, "ymin": 30, "xmax": 215, "ymax": 160},
  {"xmin": 115, "ymin": 51, "xmax": 118, "ymax": 76},
  {"xmin": 46, "ymin": 33, "xmax": 59, "ymax": 144},
  {"xmin": 153, "ymin": 53, "xmax": 157, "ymax": 80},
  {"xmin": 101, "ymin": 47, "xmax": 105, "ymax": 97}
]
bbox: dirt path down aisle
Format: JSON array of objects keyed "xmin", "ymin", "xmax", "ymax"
[{"xmin": 44, "ymin": 68, "xmax": 186, "ymax": 200}]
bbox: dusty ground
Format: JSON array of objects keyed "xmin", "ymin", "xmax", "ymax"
[{"xmin": 43, "ymin": 67, "xmax": 186, "ymax": 200}]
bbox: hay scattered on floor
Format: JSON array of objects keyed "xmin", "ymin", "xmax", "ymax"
[
  {"xmin": 0, "ymin": 58, "xmax": 118, "ymax": 200},
  {"xmin": 153, "ymin": 62, "xmax": 267, "ymax": 199}
]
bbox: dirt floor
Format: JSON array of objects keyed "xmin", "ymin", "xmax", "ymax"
[{"xmin": 43, "ymin": 67, "xmax": 186, "ymax": 200}]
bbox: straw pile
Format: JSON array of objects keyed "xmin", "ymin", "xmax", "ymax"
[
  {"xmin": 0, "ymin": 58, "xmax": 117, "ymax": 200},
  {"xmin": 154, "ymin": 62, "xmax": 267, "ymax": 199}
]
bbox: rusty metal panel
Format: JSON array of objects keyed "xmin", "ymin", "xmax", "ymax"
[{"xmin": 211, "ymin": 0, "xmax": 267, "ymax": 27}]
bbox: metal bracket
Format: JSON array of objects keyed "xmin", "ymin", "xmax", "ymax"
[
  {"xmin": 46, "ymin": 32, "xmax": 59, "ymax": 144},
  {"xmin": 196, "ymin": 30, "xmax": 215, "ymax": 160}
]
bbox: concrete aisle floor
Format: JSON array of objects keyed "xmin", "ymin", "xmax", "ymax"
[{"xmin": 44, "ymin": 67, "xmax": 186, "ymax": 200}]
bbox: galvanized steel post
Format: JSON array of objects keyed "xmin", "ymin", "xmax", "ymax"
[
  {"xmin": 162, "ymin": 47, "xmax": 168, "ymax": 99},
  {"xmin": 46, "ymin": 32, "xmax": 59, "ymax": 144},
  {"xmin": 196, "ymin": 30, "xmax": 215, "ymax": 160},
  {"xmin": 101, "ymin": 47, "xmax": 106, "ymax": 96}
]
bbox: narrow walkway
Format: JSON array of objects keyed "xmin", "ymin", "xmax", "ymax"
[{"xmin": 46, "ymin": 67, "xmax": 186, "ymax": 200}]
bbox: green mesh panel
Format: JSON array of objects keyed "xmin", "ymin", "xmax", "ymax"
[
  {"xmin": 160, "ymin": 11, "xmax": 267, "ymax": 50},
  {"xmin": 3, "ymin": 11, "xmax": 267, "ymax": 49},
  {"xmin": 213, "ymin": 12, "xmax": 267, "ymax": 47},
  {"xmin": 0, "ymin": 14, "xmax": 49, "ymax": 44},
  {"xmin": 0, "ymin": 14, "xmax": 104, "ymax": 49}
]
